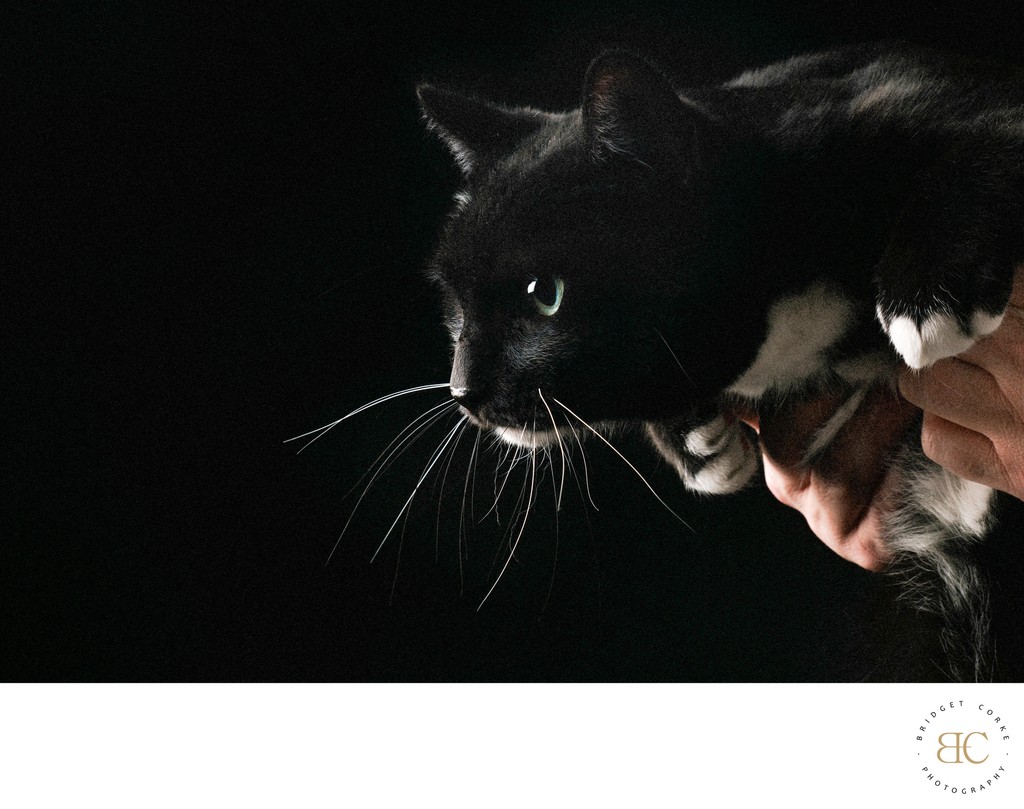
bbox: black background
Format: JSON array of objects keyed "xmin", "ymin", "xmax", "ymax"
[{"xmin": 8, "ymin": 1, "xmax": 1024, "ymax": 681}]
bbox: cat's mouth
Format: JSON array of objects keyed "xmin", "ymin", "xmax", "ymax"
[{"xmin": 461, "ymin": 408, "xmax": 565, "ymax": 448}]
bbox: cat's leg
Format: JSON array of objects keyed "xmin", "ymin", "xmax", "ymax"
[
  {"xmin": 646, "ymin": 412, "xmax": 759, "ymax": 494},
  {"xmin": 876, "ymin": 143, "xmax": 1024, "ymax": 369}
]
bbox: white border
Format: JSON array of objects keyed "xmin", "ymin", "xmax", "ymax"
[{"xmin": 1, "ymin": 684, "xmax": 1021, "ymax": 807}]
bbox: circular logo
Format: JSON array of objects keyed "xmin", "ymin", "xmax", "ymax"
[{"xmin": 913, "ymin": 700, "xmax": 1013, "ymax": 796}]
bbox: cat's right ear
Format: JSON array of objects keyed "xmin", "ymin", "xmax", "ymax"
[
  {"xmin": 417, "ymin": 84, "xmax": 550, "ymax": 175},
  {"xmin": 583, "ymin": 52, "xmax": 713, "ymax": 169}
]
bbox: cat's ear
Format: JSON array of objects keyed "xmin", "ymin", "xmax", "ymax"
[
  {"xmin": 417, "ymin": 84, "xmax": 551, "ymax": 175},
  {"xmin": 583, "ymin": 52, "xmax": 709, "ymax": 167}
]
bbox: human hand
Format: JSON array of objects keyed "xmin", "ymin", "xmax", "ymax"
[
  {"xmin": 898, "ymin": 267, "xmax": 1024, "ymax": 502},
  {"xmin": 737, "ymin": 386, "xmax": 919, "ymax": 572},
  {"xmin": 741, "ymin": 267, "xmax": 1024, "ymax": 572}
]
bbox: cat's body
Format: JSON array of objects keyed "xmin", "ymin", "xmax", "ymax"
[{"xmin": 417, "ymin": 43, "xmax": 1024, "ymax": 680}]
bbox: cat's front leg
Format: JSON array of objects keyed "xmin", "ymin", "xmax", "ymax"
[
  {"xmin": 646, "ymin": 412, "xmax": 759, "ymax": 494},
  {"xmin": 876, "ymin": 143, "xmax": 1024, "ymax": 369}
]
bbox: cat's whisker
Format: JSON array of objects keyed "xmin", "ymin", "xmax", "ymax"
[
  {"xmin": 340, "ymin": 399, "xmax": 456, "ymax": 502},
  {"xmin": 542, "ymin": 444, "xmax": 561, "ymax": 614},
  {"xmin": 434, "ymin": 419, "xmax": 470, "ymax": 563},
  {"xmin": 285, "ymin": 382, "xmax": 451, "ymax": 453},
  {"xmin": 478, "ymin": 425, "xmax": 539, "ymax": 610},
  {"xmin": 326, "ymin": 400, "xmax": 457, "ymax": 564},
  {"xmin": 652, "ymin": 328, "xmax": 695, "ymax": 387},
  {"xmin": 481, "ymin": 425, "xmax": 530, "ymax": 524},
  {"xmin": 537, "ymin": 389, "xmax": 567, "ymax": 512},
  {"xmin": 489, "ymin": 442, "xmax": 513, "ymax": 522},
  {"xmin": 551, "ymin": 397, "xmax": 692, "ymax": 531},
  {"xmin": 563, "ymin": 417, "xmax": 598, "ymax": 511},
  {"xmin": 457, "ymin": 428, "xmax": 482, "ymax": 595},
  {"xmin": 370, "ymin": 415, "xmax": 469, "ymax": 564},
  {"xmin": 486, "ymin": 446, "xmax": 532, "ymax": 580}
]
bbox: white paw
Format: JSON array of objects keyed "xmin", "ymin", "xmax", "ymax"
[
  {"xmin": 683, "ymin": 421, "xmax": 758, "ymax": 495},
  {"xmin": 684, "ymin": 416, "xmax": 731, "ymax": 456},
  {"xmin": 880, "ymin": 307, "xmax": 1004, "ymax": 370}
]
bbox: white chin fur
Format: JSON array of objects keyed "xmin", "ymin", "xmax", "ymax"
[{"xmin": 492, "ymin": 425, "xmax": 562, "ymax": 448}]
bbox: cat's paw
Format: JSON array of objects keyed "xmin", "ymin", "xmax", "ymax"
[
  {"xmin": 876, "ymin": 305, "xmax": 1006, "ymax": 370},
  {"xmin": 876, "ymin": 231, "xmax": 1013, "ymax": 369},
  {"xmin": 876, "ymin": 146, "xmax": 1019, "ymax": 370},
  {"xmin": 647, "ymin": 415, "xmax": 759, "ymax": 495}
]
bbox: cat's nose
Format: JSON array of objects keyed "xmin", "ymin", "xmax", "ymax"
[{"xmin": 450, "ymin": 385, "xmax": 484, "ymax": 411}]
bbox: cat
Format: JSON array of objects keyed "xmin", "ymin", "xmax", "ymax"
[{"xmin": 415, "ymin": 43, "xmax": 1024, "ymax": 681}]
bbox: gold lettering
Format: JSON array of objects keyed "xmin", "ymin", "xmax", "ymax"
[
  {"xmin": 962, "ymin": 731, "xmax": 989, "ymax": 764},
  {"xmin": 937, "ymin": 732, "xmax": 963, "ymax": 763},
  {"xmin": 935, "ymin": 731, "xmax": 989, "ymax": 764}
]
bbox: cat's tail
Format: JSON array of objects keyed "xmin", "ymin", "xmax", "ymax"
[{"xmin": 883, "ymin": 443, "xmax": 996, "ymax": 682}]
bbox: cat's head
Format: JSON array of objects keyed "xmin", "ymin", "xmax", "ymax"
[{"xmin": 419, "ymin": 53, "xmax": 741, "ymax": 446}]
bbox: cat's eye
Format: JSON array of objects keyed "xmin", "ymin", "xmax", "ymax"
[{"xmin": 527, "ymin": 276, "xmax": 564, "ymax": 316}]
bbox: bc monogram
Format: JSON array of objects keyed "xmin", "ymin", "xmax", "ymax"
[{"xmin": 936, "ymin": 732, "xmax": 989, "ymax": 764}]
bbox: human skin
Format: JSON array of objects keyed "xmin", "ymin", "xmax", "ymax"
[
  {"xmin": 741, "ymin": 266, "xmax": 1024, "ymax": 572},
  {"xmin": 898, "ymin": 268, "xmax": 1024, "ymax": 504}
]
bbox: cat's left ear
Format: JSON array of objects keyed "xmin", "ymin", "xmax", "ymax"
[{"xmin": 417, "ymin": 84, "xmax": 552, "ymax": 175}]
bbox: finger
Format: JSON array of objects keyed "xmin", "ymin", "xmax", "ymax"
[
  {"xmin": 919, "ymin": 411, "xmax": 1008, "ymax": 493},
  {"xmin": 898, "ymin": 358, "xmax": 1012, "ymax": 437},
  {"xmin": 1010, "ymin": 263, "xmax": 1024, "ymax": 308},
  {"xmin": 958, "ymin": 265, "xmax": 1024, "ymax": 374}
]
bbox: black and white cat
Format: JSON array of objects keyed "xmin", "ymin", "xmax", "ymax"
[{"xmin": 416, "ymin": 43, "xmax": 1023, "ymax": 680}]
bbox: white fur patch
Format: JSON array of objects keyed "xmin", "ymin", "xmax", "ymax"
[
  {"xmin": 971, "ymin": 310, "xmax": 1005, "ymax": 337},
  {"xmin": 684, "ymin": 416, "xmax": 730, "ymax": 457},
  {"xmin": 647, "ymin": 421, "xmax": 758, "ymax": 495},
  {"xmin": 687, "ymin": 432, "xmax": 759, "ymax": 494},
  {"xmin": 727, "ymin": 282, "xmax": 855, "ymax": 398},
  {"xmin": 885, "ymin": 312, "xmax": 975, "ymax": 369},
  {"xmin": 882, "ymin": 449, "xmax": 994, "ymax": 680},
  {"xmin": 922, "ymin": 471, "xmax": 994, "ymax": 538},
  {"xmin": 493, "ymin": 424, "xmax": 562, "ymax": 448}
]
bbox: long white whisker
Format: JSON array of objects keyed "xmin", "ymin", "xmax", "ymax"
[
  {"xmin": 371, "ymin": 415, "xmax": 469, "ymax": 564},
  {"xmin": 326, "ymin": 401, "xmax": 457, "ymax": 564},
  {"xmin": 563, "ymin": 418, "xmax": 598, "ymax": 511},
  {"xmin": 481, "ymin": 424, "xmax": 529, "ymax": 524},
  {"xmin": 458, "ymin": 428, "xmax": 482, "ymax": 595},
  {"xmin": 434, "ymin": 420, "xmax": 469, "ymax": 562},
  {"xmin": 479, "ymin": 430, "xmax": 538, "ymax": 610},
  {"xmin": 551, "ymin": 397, "xmax": 691, "ymax": 530},
  {"xmin": 341, "ymin": 399, "xmax": 455, "ymax": 501},
  {"xmin": 285, "ymin": 382, "xmax": 450, "ymax": 452},
  {"xmin": 653, "ymin": 328, "xmax": 695, "ymax": 387},
  {"xmin": 537, "ymin": 388, "xmax": 567, "ymax": 512},
  {"xmin": 543, "ymin": 443, "xmax": 560, "ymax": 614}
]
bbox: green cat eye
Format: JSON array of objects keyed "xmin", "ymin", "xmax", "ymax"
[{"xmin": 527, "ymin": 276, "xmax": 564, "ymax": 316}]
